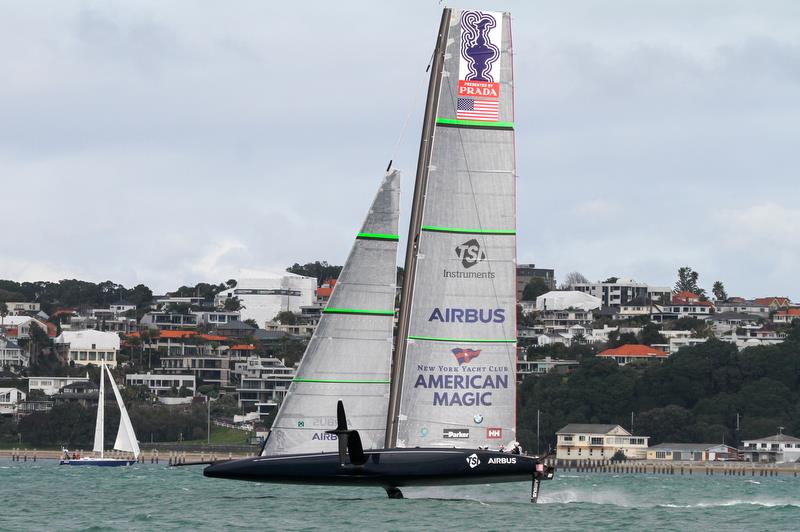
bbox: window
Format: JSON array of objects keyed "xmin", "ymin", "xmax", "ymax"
[
  {"xmin": 563, "ymin": 435, "xmax": 573, "ymax": 442},
  {"xmin": 656, "ymin": 451, "xmax": 666, "ymax": 459},
  {"xmin": 590, "ymin": 437, "xmax": 604, "ymax": 445},
  {"xmin": 107, "ymin": 352, "xmax": 114, "ymax": 361},
  {"xmin": 89, "ymin": 352, "xmax": 96, "ymax": 361},
  {"xmin": 579, "ymin": 436, "xmax": 586, "ymax": 442},
  {"xmin": 80, "ymin": 352, "xmax": 87, "ymax": 361}
]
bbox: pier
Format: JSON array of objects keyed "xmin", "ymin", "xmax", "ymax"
[{"xmin": 545, "ymin": 458, "xmax": 800, "ymax": 477}]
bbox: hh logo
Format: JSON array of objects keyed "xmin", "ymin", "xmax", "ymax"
[
  {"xmin": 486, "ymin": 428, "xmax": 502, "ymax": 439},
  {"xmin": 466, "ymin": 453, "xmax": 481, "ymax": 469}
]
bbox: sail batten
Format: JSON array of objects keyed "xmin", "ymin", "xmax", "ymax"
[
  {"xmin": 262, "ymin": 171, "xmax": 400, "ymax": 455},
  {"xmin": 392, "ymin": 9, "xmax": 518, "ymax": 449}
]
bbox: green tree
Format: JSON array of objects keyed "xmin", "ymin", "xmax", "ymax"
[
  {"xmin": 638, "ymin": 323, "xmax": 666, "ymax": 346},
  {"xmin": 274, "ymin": 311, "xmax": 298, "ymax": 325},
  {"xmin": 286, "ymin": 261, "xmax": 343, "ymax": 286},
  {"xmin": 712, "ymin": 281, "xmax": 727, "ymax": 302},
  {"xmin": 522, "ymin": 277, "xmax": 549, "ymax": 301},
  {"xmin": 223, "ymin": 297, "xmax": 243, "ymax": 312},
  {"xmin": 674, "ymin": 266, "xmax": 706, "ymax": 297}
]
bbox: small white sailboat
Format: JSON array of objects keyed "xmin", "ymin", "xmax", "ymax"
[{"xmin": 60, "ymin": 363, "xmax": 140, "ymax": 466}]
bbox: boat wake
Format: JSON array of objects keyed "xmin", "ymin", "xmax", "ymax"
[{"xmin": 658, "ymin": 500, "xmax": 800, "ymax": 509}]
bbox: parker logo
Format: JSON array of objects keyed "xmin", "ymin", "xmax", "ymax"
[
  {"xmin": 466, "ymin": 453, "xmax": 481, "ymax": 469},
  {"xmin": 486, "ymin": 428, "xmax": 503, "ymax": 439},
  {"xmin": 455, "ymin": 239, "xmax": 486, "ymax": 269},
  {"xmin": 488, "ymin": 457, "xmax": 516, "ymax": 465},
  {"xmin": 443, "ymin": 428, "xmax": 470, "ymax": 439}
]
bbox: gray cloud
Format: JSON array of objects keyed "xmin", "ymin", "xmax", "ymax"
[{"xmin": 1, "ymin": 1, "xmax": 798, "ymax": 299}]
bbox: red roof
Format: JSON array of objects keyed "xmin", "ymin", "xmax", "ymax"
[
  {"xmin": 599, "ymin": 344, "xmax": 668, "ymax": 358},
  {"xmin": 776, "ymin": 309, "xmax": 800, "ymax": 317},
  {"xmin": 672, "ymin": 291, "xmax": 701, "ymax": 303},
  {"xmin": 754, "ymin": 297, "xmax": 790, "ymax": 307},
  {"xmin": 127, "ymin": 330, "xmax": 227, "ymax": 342},
  {"xmin": 230, "ymin": 344, "xmax": 256, "ymax": 350},
  {"xmin": 199, "ymin": 334, "xmax": 228, "ymax": 342},
  {"xmin": 317, "ymin": 286, "xmax": 333, "ymax": 298}
]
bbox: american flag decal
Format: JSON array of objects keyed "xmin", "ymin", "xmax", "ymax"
[{"xmin": 456, "ymin": 98, "xmax": 499, "ymax": 121}]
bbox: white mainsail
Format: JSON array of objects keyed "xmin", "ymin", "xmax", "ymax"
[
  {"xmin": 104, "ymin": 363, "xmax": 140, "ymax": 457},
  {"xmin": 389, "ymin": 10, "xmax": 518, "ymax": 449},
  {"xmin": 262, "ymin": 171, "xmax": 401, "ymax": 455},
  {"xmin": 93, "ymin": 364, "xmax": 105, "ymax": 456}
]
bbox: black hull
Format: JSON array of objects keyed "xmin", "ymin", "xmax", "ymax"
[{"xmin": 204, "ymin": 448, "xmax": 551, "ymax": 488}]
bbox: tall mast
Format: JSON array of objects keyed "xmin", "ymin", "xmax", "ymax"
[
  {"xmin": 93, "ymin": 363, "xmax": 105, "ymax": 458},
  {"xmin": 385, "ymin": 8, "xmax": 451, "ymax": 447}
]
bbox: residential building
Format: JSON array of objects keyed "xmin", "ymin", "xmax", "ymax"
[
  {"xmin": 715, "ymin": 300, "xmax": 771, "ymax": 317},
  {"xmin": 214, "ymin": 274, "xmax": 316, "ymax": 328},
  {"xmin": 53, "ymin": 380, "xmax": 100, "ymax": 407},
  {"xmin": 710, "ymin": 312, "xmax": 762, "ymax": 334},
  {"xmin": 535, "ymin": 291, "xmax": 602, "ymax": 312},
  {"xmin": 753, "ymin": 297, "xmax": 791, "ymax": 310},
  {"xmin": 316, "ymin": 279, "xmax": 337, "ymax": 303},
  {"xmin": 571, "ymin": 278, "xmax": 671, "ymax": 307},
  {"xmin": 740, "ymin": 432, "xmax": 800, "ymax": 463},
  {"xmin": 672, "ymin": 291, "xmax": 702, "ymax": 304},
  {"xmin": 152, "ymin": 295, "xmax": 206, "ymax": 308},
  {"xmin": 2, "ymin": 302, "xmax": 40, "ymax": 315},
  {"xmin": 0, "ymin": 316, "xmax": 50, "ymax": 339},
  {"xmin": 264, "ymin": 321, "xmax": 316, "ymax": 337},
  {"xmin": 125, "ymin": 373, "xmax": 196, "ymax": 396},
  {"xmin": 556, "ymin": 424, "xmax": 649, "ymax": 461},
  {"xmin": 140, "ymin": 311, "xmax": 198, "ymax": 331},
  {"xmin": 0, "ymin": 335, "xmax": 27, "ymax": 369},
  {"xmin": 540, "ymin": 309, "xmax": 595, "ymax": 334},
  {"xmin": 28, "ymin": 374, "xmax": 90, "ymax": 396},
  {"xmin": 598, "ymin": 344, "xmax": 668, "ymax": 365},
  {"xmin": 773, "ymin": 309, "xmax": 800, "ymax": 325},
  {"xmin": 161, "ymin": 353, "xmax": 248, "ymax": 390},
  {"xmin": 653, "ymin": 301, "xmax": 714, "ymax": 322},
  {"xmin": 517, "ymin": 356, "xmax": 579, "ymax": 379},
  {"xmin": 214, "ymin": 320, "xmax": 257, "ymax": 340},
  {"xmin": 653, "ymin": 330, "xmax": 708, "ymax": 355},
  {"xmin": 109, "ymin": 303, "xmax": 137, "ymax": 315},
  {"xmin": 192, "ymin": 310, "xmax": 241, "ymax": 327},
  {"xmin": 0, "ymin": 387, "xmax": 26, "ymax": 415},
  {"xmin": 617, "ymin": 296, "xmax": 660, "ymax": 320},
  {"xmin": 516, "ymin": 264, "xmax": 556, "ymax": 300},
  {"xmin": 647, "ymin": 443, "xmax": 738, "ymax": 461},
  {"xmin": 131, "ymin": 330, "xmax": 229, "ymax": 358},
  {"xmin": 54, "ymin": 329, "xmax": 121, "ymax": 368},
  {"xmin": 235, "ymin": 357, "xmax": 295, "ymax": 417}
]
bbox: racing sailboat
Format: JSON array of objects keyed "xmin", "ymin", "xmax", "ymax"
[
  {"xmin": 204, "ymin": 7, "xmax": 554, "ymax": 501},
  {"xmin": 60, "ymin": 363, "xmax": 140, "ymax": 466}
]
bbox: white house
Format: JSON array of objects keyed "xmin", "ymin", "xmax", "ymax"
[
  {"xmin": 740, "ymin": 432, "xmax": 800, "ymax": 463},
  {"xmin": 0, "ymin": 335, "xmax": 28, "ymax": 369},
  {"xmin": 215, "ymin": 273, "xmax": 316, "ymax": 327},
  {"xmin": 28, "ymin": 375, "xmax": 90, "ymax": 396},
  {"xmin": 556, "ymin": 424, "xmax": 649, "ymax": 461},
  {"xmin": 0, "ymin": 316, "xmax": 49, "ymax": 339},
  {"xmin": 54, "ymin": 329, "xmax": 121, "ymax": 368},
  {"xmin": 2, "ymin": 302, "xmax": 40, "ymax": 315},
  {"xmin": 125, "ymin": 373, "xmax": 196, "ymax": 396},
  {"xmin": 0, "ymin": 388, "xmax": 26, "ymax": 415},
  {"xmin": 571, "ymin": 279, "xmax": 671, "ymax": 307},
  {"xmin": 535, "ymin": 290, "xmax": 602, "ymax": 312}
]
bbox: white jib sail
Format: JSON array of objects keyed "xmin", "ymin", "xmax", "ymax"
[
  {"xmin": 93, "ymin": 363, "xmax": 105, "ymax": 456},
  {"xmin": 262, "ymin": 171, "xmax": 400, "ymax": 455},
  {"xmin": 104, "ymin": 363, "xmax": 140, "ymax": 458}
]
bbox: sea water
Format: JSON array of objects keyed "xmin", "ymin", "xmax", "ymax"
[{"xmin": 1, "ymin": 460, "xmax": 799, "ymax": 531}]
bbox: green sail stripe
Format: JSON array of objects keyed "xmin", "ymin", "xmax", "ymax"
[
  {"xmin": 323, "ymin": 308, "xmax": 394, "ymax": 316},
  {"xmin": 292, "ymin": 378, "xmax": 390, "ymax": 384},
  {"xmin": 421, "ymin": 225, "xmax": 515, "ymax": 235},
  {"xmin": 356, "ymin": 232, "xmax": 400, "ymax": 241},
  {"xmin": 408, "ymin": 335, "xmax": 516, "ymax": 344},
  {"xmin": 436, "ymin": 118, "xmax": 514, "ymax": 129}
]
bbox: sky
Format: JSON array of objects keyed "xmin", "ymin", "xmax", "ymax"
[{"xmin": 1, "ymin": 1, "xmax": 799, "ymax": 298}]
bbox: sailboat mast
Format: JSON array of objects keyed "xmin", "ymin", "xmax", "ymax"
[{"xmin": 385, "ymin": 8, "xmax": 452, "ymax": 447}]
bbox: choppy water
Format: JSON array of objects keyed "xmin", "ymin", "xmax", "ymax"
[{"xmin": 2, "ymin": 459, "xmax": 799, "ymax": 531}]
